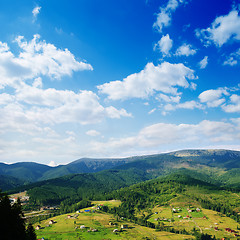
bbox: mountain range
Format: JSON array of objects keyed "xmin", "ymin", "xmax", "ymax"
[{"xmin": 1, "ymin": 149, "xmax": 240, "ymax": 204}]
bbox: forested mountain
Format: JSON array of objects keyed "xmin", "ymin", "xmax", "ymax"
[
  {"xmin": 2, "ymin": 149, "xmax": 240, "ymax": 193},
  {"xmin": 8, "ymin": 149, "xmax": 240, "ymax": 206},
  {"xmin": 0, "ymin": 158, "xmax": 136, "ymax": 188},
  {"xmin": 0, "ymin": 162, "xmax": 51, "ymax": 182},
  {"xmin": 0, "ymin": 175, "xmax": 25, "ymax": 191}
]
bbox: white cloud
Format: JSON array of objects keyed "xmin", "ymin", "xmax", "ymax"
[
  {"xmin": 13, "ymin": 86, "xmax": 132, "ymax": 125},
  {"xmin": 32, "ymin": 6, "xmax": 41, "ymax": 17},
  {"xmin": 199, "ymin": 89, "xmax": 228, "ymax": 107},
  {"xmin": 175, "ymin": 43, "xmax": 197, "ymax": 56},
  {"xmin": 222, "ymin": 94, "xmax": 240, "ymax": 113},
  {"xmin": 175, "ymin": 100, "xmax": 202, "ymax": 110},
  {"xmin": 0, "ymin": 93, "xmax": 14, "ymax": 105},
  {"xmin": 153, "ymin": 0, "xmax": 181, "ymax": 33},
  {"xmin": 15, "ymin": 35, "xmax": 93, "ymax": 79},
  {"xmin": 196, "ymin": 10, "xmax": 240, "ymax": 47},
  {"xmin": 148, "ymin": 108, "xmax": 156, "ymax": 114},
  {"xmin": 157, "ymin": 93, "xmax": 181, "ymax": 103},
  {"xmin": 32, "ymin": 77, "xmax": 43, "ymax": 88},
  {"xmin": 89, "ymin": 119, "xmax": 240, "ymax": 156},
  {"xmin": 98, "ymin": 62, "xmax": 196, "ymax": 100},
  {"xmin": 0, "ymin": 35, "xmax": 93, "ymax": 89},
  {"xmin": 86, "ymin": 130, "xmax": 101, "ymax": 137},
  {"xmin": 0, "ymin": 35, "xmax": 134, "ymax": 163},
  {"xmin": 223, "ymin": 48, "xmax": 240, "ymax": 66},
  {"xmin": 163, "ymin": 100, "xmax": 202, "ymax": 113},
  {"xmin": 199, "ymin": 56, "xmax": 208, "ymax": 69},
  {"xmin": 223, "ymin": 56, "xmax": 238, "ymax": 66},
  {"xmin": 48, "ymin": 160, "xmax": 58, "ymax": 167},
  {"xmin": 154, "ymin": 34, "xmax": 173, "ymax": 55},
  {"xmin": 32, "ymin": 6, "xmax": 41, "ymax": 22}
]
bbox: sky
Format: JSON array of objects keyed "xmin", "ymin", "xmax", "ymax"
[{"xmin": 0, "ymin": 0, "xmax": 240, "ymax": 166}]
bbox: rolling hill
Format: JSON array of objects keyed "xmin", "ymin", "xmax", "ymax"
[
  {"xmin": 2, "ymin": 149, "xmax": 240, "ymax": 194},
  {"xmin": 0, "ymin": 157, "xmax": 136, "ymax": 188},
  {"xmin": 7, "ymin": 149, "xmax": 240, "ymax": 205}
]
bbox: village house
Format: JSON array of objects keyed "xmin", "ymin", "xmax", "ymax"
[
  {"xmin": 35, "ymin": 225, "xmax": 41, "ymax": 230},
  {"xmin": 121, "ymin": 224, "xmax": 128, "ymax": 229}
]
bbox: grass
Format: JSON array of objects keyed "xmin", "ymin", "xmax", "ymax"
[
  {"xmin": 9, "ymin": 191, "xmax": 27, "ymax": 198},
  {"xmin": 34, "ymin": 199, "xmax": 240, "ymax": 239},
  {"xmin": 91, "ymin": 200, "xmax": 121, "ymax": 208},
  {"xmin": 34, "ymin": 201, "xmax": 193, "ymax": 240},
  {"xmin": 147, "ymin": 204, "xmax": 240, "ymax": 239}
]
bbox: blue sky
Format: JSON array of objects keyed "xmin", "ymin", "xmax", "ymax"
[{"xmin": 0, "ymin": 0, "xmax": 240, "ymax": 165}]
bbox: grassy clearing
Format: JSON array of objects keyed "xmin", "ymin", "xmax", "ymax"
[
  {"xmin": 91, "ymin": 200, "xmax": 121, "ymax": 208},
  {"xmin": 147, "ymin": 205, "xmax": 240, "ymax": 239},
  {"xmin": 9, "ymin": 191, "xmax": 27, "ymax": 198},
  {"xmin": 34, "ymin": 201, "xmax": 193, "ymax": 240}
]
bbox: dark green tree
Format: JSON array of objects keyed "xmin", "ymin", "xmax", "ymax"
[
  {"xmin": 26, "ymin": 223, "xmax": 37, "ymax": 240},
  {"xmin": 0, "ymin": 190, "xmax": 29, "ymax": 240}
]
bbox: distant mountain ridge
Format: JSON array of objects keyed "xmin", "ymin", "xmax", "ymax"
[
  {"xmin": 1, "ymin": 149, "xmax": 240, "ymax": 191},
  {"xmin": 3, "ymin": 149, "xmax": 240, "ymax": 204},
  {"xmin": 0, "ymin": 157, "xmax": 137, "ymax": 185}
]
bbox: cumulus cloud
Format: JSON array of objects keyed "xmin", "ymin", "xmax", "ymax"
[
  {"xmin": 154, "ymin": 34, "xmax": 173, "ymax": 55},
  {"xmin": 196, "ymin": 10, "xmax": 240, "ymax": 47},
  {"xmin": 222, "ymin": 94, "xmax": 240, "ymax": 113},
  {"xmin": 199, "ymin": 89, "xmax": 228, "ymax": 107},
  {"xmin": 12, "ymin": 85, "xmax": 132, "ymax": 125},
  {"xmin": 164, "ymin": 100, "xmax": 203, "ymax": 113},
  {"xmin": 199, "ymin": 56, "xmax": 208, "ymax": 69},
  {"xmin": 89, "ymin": 119, "xmax": 240, "ymax": 156},
  {"xmin": 198, "ymin": 87, "xmax": 240, "ymax": 113},
  {"xmin": 0, "ymin": 35, "xmax": 132, "ymax": 135},
  {"xmin": 153, "ymin": 0, "xmax": 182, "ymax": 33},
  {"xmin": 98, "ymin": 62, "xmax": 196, "ymax": 100},
  {"xmin": 157, "ymin": 93, "xmax": 181, "ymax": 103},
  {"xmin": 0, "ymin": 35, "xmax": 93, "ymax": 89},
  {"xmin": 175, "ymin": 43, "xmax": 197, "ymax": 56}
]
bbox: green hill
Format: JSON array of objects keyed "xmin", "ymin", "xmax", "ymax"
[
  {"xmin": 31, "ymin": 174, "xmax": 240, "ymax": 240},
  {"xmin": 7, "ymin": 149, "xmax": 240, "ymax": 204},
  {"xmin": 0, "ymin": 157, "xmax": 136, "ymax": 189},
  {"xmin": 0, "ymin": 175, "xmax": 26, "ymax": 191}
]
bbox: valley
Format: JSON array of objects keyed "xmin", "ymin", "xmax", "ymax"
[{"xmin": 2, "ymin": 149, "xmax": 240, "ymax": 239}]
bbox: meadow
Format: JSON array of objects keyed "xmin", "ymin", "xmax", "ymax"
[{"xmin": 35, "ymin": 201, "xmax": 193, "ymax": 240}]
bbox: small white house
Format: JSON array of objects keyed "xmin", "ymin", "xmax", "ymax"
[{"xmin": 80, "ymin": 225, "xmax": 85, "ymax": 229}]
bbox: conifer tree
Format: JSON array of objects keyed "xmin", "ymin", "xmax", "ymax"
[{"xmin": 26, "ymin": 223, "xmax": 37, "ymax": 240}]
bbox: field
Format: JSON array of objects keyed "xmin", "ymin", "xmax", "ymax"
[
  {"xmin": 9, "ymin": 190, "xmax": 27, "ymax": 198},
  {"xmin": 148, "ymin": 205, "xmax": 240, "ymax": 239},
  {"xmin": 34, "ymin": 201, "xmax": 193, "ymax": 240}
]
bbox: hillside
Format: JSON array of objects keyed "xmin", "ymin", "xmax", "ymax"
[
  {"xmin": 6, "ymin": 149, "xmax": 240, "ymax": 204},
  {"xmin": 0, "ymin": 175, "xmax": 26, "ymax": 191},
  {"xmin": 20, "ymin": 168, "xmax": 149, "ymax": 205},
  {"xmin": 0, "ymin": 157, "xmax": 136, "ymax": 189},
  {"xmin": 103, "ymin": 173, "xmax": 240, "ymax": 239},
  {"xmin": 112, "ymin": 149, "xmax": 240, "ymax": 187},
  {"xmin": 32, "ymin": 175, "xmax": 240, "ymax": 240}
]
